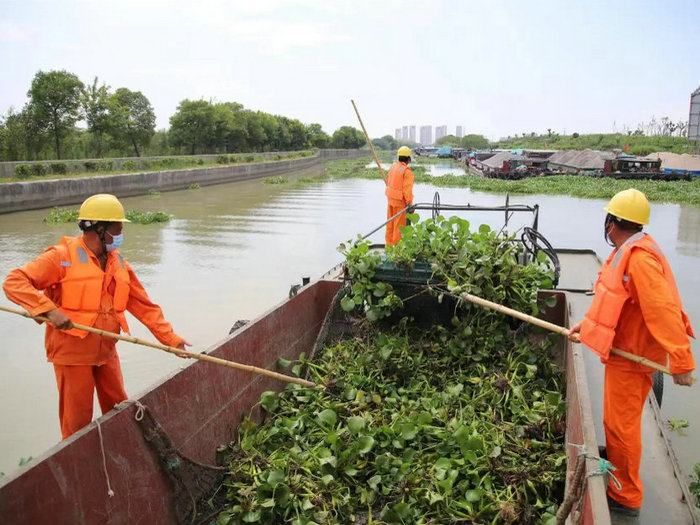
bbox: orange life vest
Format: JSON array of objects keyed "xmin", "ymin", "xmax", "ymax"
[
  {"xmin": 46, "ymin": 237, "xmax": 131, "ymax": 338},
  {"xmin": 385, "ymin": 162, "xmax": 409, "ymax": 203},
  {"xmin": 580, "ymin": 232, "xmax": 693, "ymax": 358}
]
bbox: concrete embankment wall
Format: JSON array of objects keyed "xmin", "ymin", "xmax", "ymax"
[{"xmin": 0, "ymin": 149, "xmax": 367, "ymax": 214}]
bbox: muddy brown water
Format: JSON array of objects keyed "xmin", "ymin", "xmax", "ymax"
[{"xmin": 1, "ymin": 165, "xmax": 698, "ymax": 486}]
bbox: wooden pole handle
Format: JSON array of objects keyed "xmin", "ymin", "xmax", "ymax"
[
  {"xmin": 458, "ymin": 292, "xmax": 673, "ymax": 376},
  {"xmin": 0, "ymin": 304, "xmax": 318, "ymax": 388},
  {"xmin": 351, "ymin": 99, "xmax": 388, "ymax": 185}
]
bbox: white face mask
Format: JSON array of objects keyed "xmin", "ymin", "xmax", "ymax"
[{"xmin": 105, "ymin": 233, "xmax": 123, "ymax": 252}]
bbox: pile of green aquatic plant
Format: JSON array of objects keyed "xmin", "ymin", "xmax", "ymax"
[
  {"xmin": 340, "ymin": 214, "xmax": 555, "ymax": 322},
  {"xmin": 264, "ymin": 176, "xmax": 289, "ymax": 184},
  {"xmin": 213, "ymin": 217, "xmax": 564, "ymax": 524},
  {"xmin": 44, "ymin": 207, "xmax": 170, "ymax": 224},
  {"xmin": 124, "ymin": 210, "xmax": 170, "ymax": 224}
]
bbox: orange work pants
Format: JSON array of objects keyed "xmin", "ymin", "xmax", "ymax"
[
  {"xmin": 53, "ymin": 354, "xmax": 128, "ymax": 439},
  {"xmin": 385, "ymin": 203, "xmax": 408, "ymax": 246},
  {"xmin": 603, "ymin": 366, "xmax": 652, "ymax": 508}
]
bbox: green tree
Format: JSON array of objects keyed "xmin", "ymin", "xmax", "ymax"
[
  {"xmin": 27, "ymin": 70, "xmax": 84, "ymax": 159},
  {"xmin": 218, "ymin": 102, "xmax": 247, "ymax": 152},
  {"xmin": 0, "ymin": 108, "xmax": 30, "ymax": 160},
  {"xmin": 111, "ymin": 88, "xmax": 155, "ymax": 157},
  {"xmin": 255, "ymin": 112, "xmax": 279, "ymax": 151},
  {"xmin": 371, "ymin": 135, "xmax": 397, "ymax": 151},
  {"xmin": 435, "ymin": 134, "xmax": 460, "ymax": 147},
  {"xmin": 461, "ymin": 134, "xmax": 490, "ymax": 150},
  {"xmin": 169, "ymin": 99, "xmax": 216, "ymax": 155},
  {"xmin": 306, "ymin": 123, "xmax": 330, "ymax": 148},
  {"xmin": 82, "ymin": 77, "xmax": 113, "ymax": 157},
  {"xmin": 282, "ymin": 117, "xmax": 308, "ymax": 150},
  {"xmin": 331, "ymin": 126, "xmax": 365, "ymax": 149}
]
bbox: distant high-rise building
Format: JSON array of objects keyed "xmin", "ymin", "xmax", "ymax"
[
  {"xmin": 435, "ymin": 125, "xmax": 447, "ymax": 141},
  {"xmin": 420, "ymin": 125, "xmax": 432, "ymax": 145},
  {"xmin": 395, "ymin": 128, "xmax": 402, "ymax": 140},
  {"xmin": 409, "ymin": 125, "xmax": 416, "ymax": 143},
  {"xmin": 402, "ymin": 126, "xmax": 408, "ymax": 140},
  {"xmin": 456, "ymin": 126, "xmax": 463, "ymax": 138},
  {"xmin": 690, "ymin": 85, "xmax": 700, "ymax": 141}
]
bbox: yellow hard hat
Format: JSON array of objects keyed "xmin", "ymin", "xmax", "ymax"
[
  {"xmin": 604, "ymin": 188, "xmax": 650, "ymax": 225},
  {"xmin": 397, "ymin": 146, "xmax": 412, "ymax": 157},
  {"xmin": 78, "ymin": 194, "xmax": 130, "ymax": 222}
]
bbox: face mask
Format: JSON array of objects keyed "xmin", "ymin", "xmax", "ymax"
[{"xmin": 105, "ymin": 233, "xmax": 123, "ymax": 252}]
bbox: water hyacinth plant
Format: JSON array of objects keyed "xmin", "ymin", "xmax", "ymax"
[
  {"xmin": 44, "ymin": 207, "xmax": 171, "ymax": 224},
  {"xmin": 211, "ymin": 217, "xmax": 565, "ymax": 524}
]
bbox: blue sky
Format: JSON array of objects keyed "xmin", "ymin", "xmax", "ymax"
[{"xmin": 1, "ymin": 0, "xmax": 698, "ymax": 140}]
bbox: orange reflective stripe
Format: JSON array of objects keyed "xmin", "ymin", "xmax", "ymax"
[{"xmin": 581, "ymin": 233, "xmax": 693, "ymax": 356}]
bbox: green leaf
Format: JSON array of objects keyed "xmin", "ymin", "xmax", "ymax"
[
  {"xmin": 347, "ymin": 416, "xmax": 366, "ymax": 434},
  {"xmin": 242, "ymin": 510, "xmax": 261, "ymax": 523},
  {"xmin": 400, "ymin": 423, "xmax": 417, "ymax": 440},
  {"xmin": 320, "ymin": 474, "xmax": 334, "ymax": 486},
  {"xmin": 366, "ymin": 307, "xmax": 380, "ymax": 322},
  {"xmin": 267, "ymin": 469, "xmax": 285, "ymax": 488},
  {"xmin": 340, "ymin": 296, "xmax": 356, "ymax": 312},
  {"xmin": 277, "ymin": 357, "xmax": 292, "ymax": 367},
  {"xmin": 489, "ymin": 446, "xmax": 502, "ymax": 458},
  {"xmin": 465, "ymin": 489, "xmax": 485, "ymax": 502},
  {"xmin": 317, "ymin": 409, "xmax": 337, "ymax": 427},
  {"xmin": 357, "ymin": 435, "xmax": 375, "ymax": 454},
  {"xmin": 259, "ymin": 391, "xmax": 278, "ymax": 412}
]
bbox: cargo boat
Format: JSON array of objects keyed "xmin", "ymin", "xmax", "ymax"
[{"xmin": 1, "ymin": 197, "xmax": 696, "ymax": 524}]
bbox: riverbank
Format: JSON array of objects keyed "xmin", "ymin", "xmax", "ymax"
[
  {"xmin": 330, "ymin": 158, "xmax": 700, "ymax": 207},
  {"xmin": 0, "ymin": 150, "xmax": 367, "ymax": 214}
]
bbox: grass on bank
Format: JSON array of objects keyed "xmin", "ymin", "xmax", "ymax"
[
  {"xmin": 2, "ymin": 150, "xmax": 315, "ymax": 184},
  {"xmin": 322, "ymin": 158, "xmax": 700, "ymax": 208}
]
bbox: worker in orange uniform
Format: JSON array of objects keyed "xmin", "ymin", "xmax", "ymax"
[
  {"xmin": 3, "ymin": 194, "xmax": 190, "ymax": 439},
  {"xmin": 384, "ymin": 146, "xmax": 415, "ymax": 246},
  {"xmin": 569, "ymin": 188, "xmax": 695, "ymax": 517}
]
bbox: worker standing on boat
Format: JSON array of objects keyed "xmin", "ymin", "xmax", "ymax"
[
  {"xmin": 3, "ymin": 194, "xmax": 189, "ymax": 439},
  {"xmin": 569, "ymin": 188, "xmax": 695, "ymax": 517},
  {"xmin": 384, "ymin": 146, "xmax": 415, "ymax": 246}
]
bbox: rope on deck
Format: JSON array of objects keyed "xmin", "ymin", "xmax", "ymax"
[{"xmin": 555, "ymin": 443, "xmax": 622, "ymax": 525}]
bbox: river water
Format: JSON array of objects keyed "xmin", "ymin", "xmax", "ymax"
[{"xmin": 1, "ymin": 163, "xmax": 698, "ymax": 483}]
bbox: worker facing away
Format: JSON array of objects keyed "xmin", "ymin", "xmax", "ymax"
[
  {"xmin": 3, "ymin": 194, "xmax": 190, "ymax": 439},
  {"xmin": 569, "ymin": 188, "xmax": 695, "ymax": 516},
  {"xmin": 384, "ymin": 146, "xmax": 415, "ymax": 246}
]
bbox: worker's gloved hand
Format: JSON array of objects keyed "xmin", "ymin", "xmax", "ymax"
[
  {"xmin": 672, "ymin": 371, "xmax": 695, "ymax": 386},
  {"xmin": 407, "ymin": 203, "xmax": 416, "ymax": 214},
  {"xmin": 45, "ymin": 308, "xmax": 73, "ymax": 330},
  {"xmin": 568, "ymin": 322, "xmax": 582, "ymax": 343}
]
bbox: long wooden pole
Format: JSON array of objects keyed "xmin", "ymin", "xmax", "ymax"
[
  {"xmin": 0, "ymin": 304, "xmax": 317, "ymax": 388},
  {"xmin": 458, "ymin": 291, "xmax": 673, "ymax": 375},
  {"xmin": 350, "ymin": 99, "xmax": 388, "ymax": 185}
]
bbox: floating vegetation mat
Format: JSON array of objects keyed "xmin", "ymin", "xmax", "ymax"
[
  {"xmin": 44, "ymin": 207, "xmax": 170, "ymax": 224},
  {"xmin": 211, "ymin": 216, "xmax": 565, "ymax": 525}
]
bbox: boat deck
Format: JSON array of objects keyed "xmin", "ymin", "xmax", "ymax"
[{"xmin": 558, "ymin": 249, "xmax": 698, "ymax": 524}]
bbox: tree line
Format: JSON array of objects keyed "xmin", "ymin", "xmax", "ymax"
[{"xmin": 0, "ymin": 69, "xmax": 366, "ymax": 162}]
